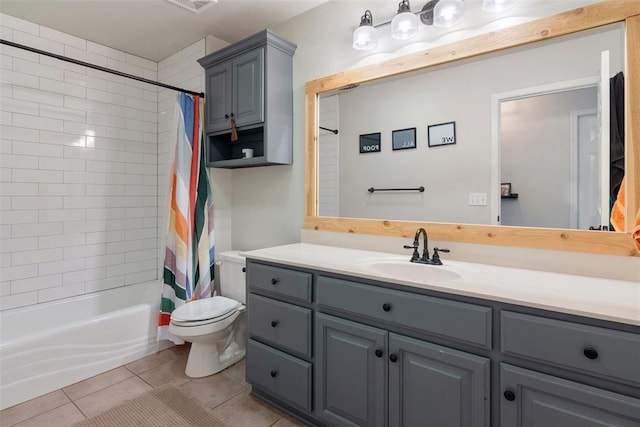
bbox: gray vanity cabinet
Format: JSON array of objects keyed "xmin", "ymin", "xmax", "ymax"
[
  {"xmin": 315, "ymin": 313, "xmax": 387, "ymax": 427},
  {"xmin": 244, "ymin": 259, "xmax": 640, "ymax": 427},
  {"xmin": 315, "ymin": 309, "xmax": 490, "ymax": 427},
  {"xmin": 389, "ymin": 334, "xmax": 490, "ymax": 427},
  {"xmin": 500, "ymin": 364, "xmax": 640, "ymax": 426},
  {"xmin": 198, "ymin": 29, "xmax": 296, "ymax": 168}
]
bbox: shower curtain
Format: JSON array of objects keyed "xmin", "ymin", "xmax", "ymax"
[{"xmin": 158, "ymin": 93, "xmax": 215, "ymax": 344}]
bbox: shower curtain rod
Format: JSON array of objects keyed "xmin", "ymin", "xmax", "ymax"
[{"xmin": 0, "ymin": 39, "xmax": 205, "ymax": 98}]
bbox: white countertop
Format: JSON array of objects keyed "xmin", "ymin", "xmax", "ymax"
[{"xmin": 242, "ymin": 243, "xmax": 640, "ymax": 326}]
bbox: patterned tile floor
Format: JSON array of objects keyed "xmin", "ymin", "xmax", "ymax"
[{"xmin": 0, "ymin": 345, "xmax": 308, "ymax": 427}]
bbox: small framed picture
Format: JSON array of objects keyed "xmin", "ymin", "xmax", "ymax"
[
  {"xmin": 359, "ymin": 133, "xmax": 381, "ymax": 153},
  {"xmin": 428, "ymin": 121, "xmax": 456, "ymax": 147},
  {"xmin": 392, "ymin": 128, "xmax": 416, "ymax": 150},
  {"xmin": 501, "ymin": 182, "xmax": 512, "ymax": 197}
]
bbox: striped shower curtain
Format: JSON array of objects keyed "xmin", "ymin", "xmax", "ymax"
[{"xmin": 158, "ymin": 93, "xmax": 215, "ymax": 344}]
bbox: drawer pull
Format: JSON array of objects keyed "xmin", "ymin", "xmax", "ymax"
[
  {"xmin": 382, "ymin": 303, "xmax": 392, "ymax": 312},
  {"xmin": 389, "ymin": 354, "xmax": 398, "ymax": 363},
  {"xmin": 271, "ymin": 320, "xmax": 279, "ymax": 328},
  {"xmin": 271, "ymin": 278, "xmax": 279, "ymax": 285},
  {"xmin": 583, "ymin": 347, "xmax": 599, "ymax": 360},
  {"xmin": 270, "ymin": 370, "xmax": 278, "ymax": 378},
  {"xmin": 375, "ymin": 348, "xmax": 383, "ymax": 358},
  {"xmin": 503, "ymin": 390, "xmax": 516, "ymax": 401}
]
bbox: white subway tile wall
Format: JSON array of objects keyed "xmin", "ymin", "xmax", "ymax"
[{"xmin": 0, "ymin": 13, "xmax": 171, "ymax": 311}]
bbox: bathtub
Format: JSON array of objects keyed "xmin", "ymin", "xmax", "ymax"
[{"xmin": 0, "ymin": 281, "xmax": 173, "ymax": 410}]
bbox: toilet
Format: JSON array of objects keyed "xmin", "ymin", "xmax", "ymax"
[{"xmin": 169, "ymin": 251, "xmax": 247, "ymax": 378}]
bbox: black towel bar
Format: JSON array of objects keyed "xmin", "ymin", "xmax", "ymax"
[{"xmin": 368, "ymin": 186, "xmax": 425, "ymax": 193}]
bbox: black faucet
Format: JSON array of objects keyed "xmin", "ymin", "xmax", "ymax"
[{"xmin": 403, "ymin": 227, "xmax": 449, "ymax": 265}]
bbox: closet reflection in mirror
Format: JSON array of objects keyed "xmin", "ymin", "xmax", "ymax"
[{"xmin": 317, "ymin": 23, "xmax": 624, "ymax": 230}]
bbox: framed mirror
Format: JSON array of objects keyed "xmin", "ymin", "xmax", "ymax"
[{"xmin": 305, "ymin": 2, "xmax": 639, "ymax": 256}]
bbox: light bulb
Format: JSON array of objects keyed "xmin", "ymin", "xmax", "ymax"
[{"xmin": 434, "ymin": 0, "xmax": 465, "ymax": 28}]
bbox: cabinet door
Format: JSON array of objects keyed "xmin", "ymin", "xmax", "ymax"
[
  {"xmin": 315, "ymin": 313, "xmax": 387, "ymax": 427},
  {"xmin": 389, "ymin": 333, "xmax": 490, "ymax": 427},
  {"xmin": 500, "ymin": 364, "xmax": 640, "ymax": 426},
  {"xmin": 232, "ymin": 48, "xmax": 264, "ymax": 128},
  {"xmin": 205, "ymin": 61, "xmax": 232, "ymax": 133}
]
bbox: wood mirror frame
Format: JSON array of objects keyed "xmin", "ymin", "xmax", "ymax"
[{"xmin": 304, "ymin": 1, "xmax": 640, "ymax": 257}]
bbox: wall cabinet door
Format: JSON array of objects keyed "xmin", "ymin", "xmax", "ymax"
[
  {"xmin": 500, "ymin": 364, "xmax": 640, "ymax": 426},
  {"xmin": 315, "ymin": 313, "xmax": 387, "ymax": 427},
  {"xmin": 232, "ymin": 48, "xmax": 263, "ymax": 128},
  {"xmin": 205, "ymin": 61, "xmax": 232, "ymax": 133},
  {"xmin": 389, "ymin": 333, "xmax": 490, "ymax": 427},
  {"xmin": 205, "ymin": 48, "xmax": 263, "ymax": 134}
]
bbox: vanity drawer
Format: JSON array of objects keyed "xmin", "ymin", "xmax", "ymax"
[
  {"xmin": 317, "ymin": 276, "xmax": 492, "ymax": 349},
  {"xmin": 501, "ymin": 311, "xmax": 640, "ymax": 385},
  {"xmin": 248, "ymin": 263, "xmax": 312, "ymax": 303},
  {"xmin": 248, "ymin": 293, "xmax": 312, "ymax": 358},
  {"xmin": 247, "ymin": 339, "xmax": 312, "ymax": 413}
]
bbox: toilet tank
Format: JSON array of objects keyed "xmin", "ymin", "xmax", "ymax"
[{"xmin": 218, "ymin": 251, "xmax": 246, "ymax": 304}]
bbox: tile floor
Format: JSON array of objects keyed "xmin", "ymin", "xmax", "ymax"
[{"xmin": 0, "ymin": 345, "xmax": 308, "ymax": 427}]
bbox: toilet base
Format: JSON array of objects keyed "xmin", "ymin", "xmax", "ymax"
[{"xmin": 185, "ymin": 341, "xmax": 246, "ymax": 378}]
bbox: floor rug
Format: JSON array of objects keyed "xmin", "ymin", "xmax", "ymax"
[{"xmin": 73, "ymin": 385, "xmax": 226, "ymax": 427}]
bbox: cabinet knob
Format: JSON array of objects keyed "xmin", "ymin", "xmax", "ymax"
[
  {"xmin": 225, "ymin": 113, "xmax": 229, "ymax": 119},
  {"xmin": 375, "ymin": 349, "xmax": 383, "ymax": 358},
  {"xmin": 271, "ymin": 278, "xmax": 279, "ymax": 285},
  {"xmin": 271, "ymin": 320, "xmax": 278, "ymax": 328},
  {"xmin": 242, "ymin": 267, "xmax": 246, "ymax": 273},
  {"xmin": 583, "ymin": 347, "xmax": 599, "ymax": 360},
  {"xmin": 270, "ymin": 370, "xmax": 278, "ymax": 378},
  {"xmin": 389, "ymin": 354, "xmax": 398, "ymax": 363},
  {"xmin": 382, "ymin": 303, "xmax": 392, "ymax": 312},
  {"xmin": 503, "ymin": 390, "xmax": 516, "ymax": 401}
]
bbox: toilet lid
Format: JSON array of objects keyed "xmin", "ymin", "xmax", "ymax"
[{"xmin": 171, "ymin": 296, "xmax": 239, "ymax": 322}]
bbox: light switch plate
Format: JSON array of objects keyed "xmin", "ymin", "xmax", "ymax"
[{"xmin": 469, "ymin": 193, "xmax": 487, "ymax": 206}]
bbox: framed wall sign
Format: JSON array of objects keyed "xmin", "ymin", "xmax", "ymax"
[
  {"xmin": 392, "ymin": 128, "xmax": 416, "ymax": 150},
  {"xmin": 359, "ymin": 133, "xmax": 381, "ymax": 153},
  {"xmin": 428, "ymin": 121, "xmax": 456, "ymax": 147}
]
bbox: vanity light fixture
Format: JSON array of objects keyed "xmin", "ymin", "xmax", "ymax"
[
  {"xmin": 391, "ymin": 0, "xmax": 420, "ymax": 40},
  {"xmin": 482, "ymin": 0, "xmax": 516, "ymax": 13},
  {"xmin": 352, "ymin": 10, "xmax": 379, "ymax": 51},
  {"xmin": 433, "ymin": 0, "xmax": 465, "ymax": 27},
  {"xmin": 353, "ymin": 0, "xmax": 471, "ymax": 50}
]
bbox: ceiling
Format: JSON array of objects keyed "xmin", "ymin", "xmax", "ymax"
[{"xmin": 0, "ymin": 0, "xmax": 329, "ymax": 62}]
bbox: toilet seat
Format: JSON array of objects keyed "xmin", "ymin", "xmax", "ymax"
[{"xmin": 170, "ymin": 296, "xmax": 240, "ymax": 327}]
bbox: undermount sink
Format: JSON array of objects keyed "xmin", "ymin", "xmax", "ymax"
[{"xmin": 361, "ymin": 259, "xmax": 462, "ymax": 283}]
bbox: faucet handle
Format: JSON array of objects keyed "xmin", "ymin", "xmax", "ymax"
[
  {"xmin": 403, "ymin": 244, "xmax": 420, "ymax": 262},
  {"xmin": 431, "ymin": 247, "xmax": 450, "ymax": 265}
]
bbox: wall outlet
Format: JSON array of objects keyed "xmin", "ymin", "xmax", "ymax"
[{"xmin": 469, "ymin": 193, "xmax": 487, "ymax": 206}]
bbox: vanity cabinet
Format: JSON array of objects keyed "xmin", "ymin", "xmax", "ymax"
[
  {"xmin": 245, "ymin": 263, "xmax": 314, "ymax": 414},
  {"xmin": 244, "ymin": 258, "xmax": 640, "ymax": 427},
  {"xmin": 198, "ymin": 29, "xmax": 296, "ymax": 168},
  {"xmin": 499, "ymin": 311, "xmax": 640, "ymax": 426},
  {"xmin": 500, "ymin": 364, "xmax": 640, "ymax": 426},
  {"xmin": 316, "ymin": 313, "xmax": 490, "ymax": 427}
]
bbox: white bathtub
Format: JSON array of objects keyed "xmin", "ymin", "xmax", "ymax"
[{"xmin": 0, "ymin": 281, "xmax": 173, "ymax": 410}]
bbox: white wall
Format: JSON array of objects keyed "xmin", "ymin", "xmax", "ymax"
[
  {"xmin": 0, "ymin": 16, "xmax": 233, "ymax": 312},
  {"xmin": 0, "ymin": 14, "xmax": 161, "ymax": 310}
]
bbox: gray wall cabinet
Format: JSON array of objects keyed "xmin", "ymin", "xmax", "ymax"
[
  {"xmin": 244, "ymin": 259, "xmax": 640, "ymax": 427},
  {"xmin": 198, "ymin": 30, "xmax": 296, "ymax": 168}
]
